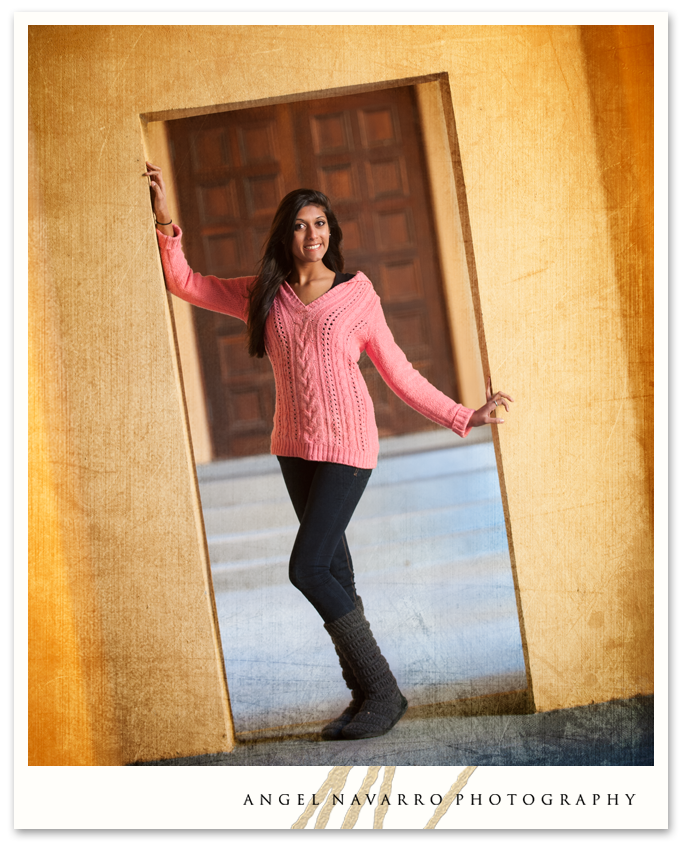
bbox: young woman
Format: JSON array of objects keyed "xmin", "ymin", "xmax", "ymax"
[{"xmin": 146, "ymin": 161, "xmax": 514, "ymax": 741}]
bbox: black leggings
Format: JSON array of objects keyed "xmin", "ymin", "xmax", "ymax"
[{"xmin": 277, "ymin": 456, "xmax": 372, "ymax": 624}]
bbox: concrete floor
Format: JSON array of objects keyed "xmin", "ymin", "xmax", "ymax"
[{"xmin": 136, "ymin": 695, "xmax": 653, "ymax": 767}]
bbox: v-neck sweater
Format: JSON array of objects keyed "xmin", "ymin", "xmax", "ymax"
[{"xmin": 157, "ymin": 226, "xmax": 474, "ymax": 468}]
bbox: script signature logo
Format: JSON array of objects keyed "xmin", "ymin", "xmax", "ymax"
[{"xmin": 291, "ymin": 765, "xmax": 477, "ymax": 829}]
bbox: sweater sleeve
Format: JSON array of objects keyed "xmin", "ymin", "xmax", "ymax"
[
  {"xmin": 156, "ymin": 225, "xmax": 253, "ymax": 322},
  {"xmin": 364, "ymin": 290, "xmax": 474, "ymax": 438}
]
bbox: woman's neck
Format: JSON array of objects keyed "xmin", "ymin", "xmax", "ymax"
[
  {"xmin": 287, "ymin": 262, "xmax": 337, "ymax": 306},
  {"xmin": 287, "ymin": 260, "xmax": 332, "ymax": 286}
]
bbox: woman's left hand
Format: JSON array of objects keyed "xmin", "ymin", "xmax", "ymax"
[{"xmin": 468, "ymin": 376, "xmax": 514, "ymax": 427}]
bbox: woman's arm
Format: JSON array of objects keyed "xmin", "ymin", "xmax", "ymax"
[
  {"xmin": 156, "ymin": 226, "xmax": 254, "ymax": 321},
  {"xmin": 146, "ymin": 162, "xmax": 175, "ymax": 237},
  {"xmin": 146, "ymin": 162, "xmax": 253, "ymax": 321},
  {"xmin": 364, "ymin": 293, "xmax": 513, "ymax": 435}
]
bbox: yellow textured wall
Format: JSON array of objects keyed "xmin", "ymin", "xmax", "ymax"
[{"xmin": 28, "ymin": 24, "xmax": 653, "ymax": 763}]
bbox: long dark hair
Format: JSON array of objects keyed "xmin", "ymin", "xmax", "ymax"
[{"xmin": 246, "ymin": 188, "xmax": 344, "ymax": 358}]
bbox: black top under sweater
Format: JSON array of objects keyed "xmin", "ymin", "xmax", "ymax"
[{"xmin": 331, "ymin": 273, "xmax": 355, "ymax": 289}]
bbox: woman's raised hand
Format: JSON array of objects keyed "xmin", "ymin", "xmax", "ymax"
[
  {"xmin": 468, "ymin": 376, "xmax": 514, "ymax": 428},
  {"xmin": 144, "ymin": 162, "xmax": 174, "ymax": 233}
]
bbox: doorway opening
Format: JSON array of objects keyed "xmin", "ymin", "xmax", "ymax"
[{"xmin": 144, "ymin": 77, "xmax": 532, "ymax": 737}]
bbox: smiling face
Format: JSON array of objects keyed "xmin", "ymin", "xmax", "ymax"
[{"xmin": 290, "ymin": 205, "xmax": 330, "ymax": 267}]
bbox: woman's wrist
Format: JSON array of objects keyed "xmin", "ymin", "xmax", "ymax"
[{"xmin": 155, "ymin": 214, "xmax": 175, "ymax": 236}]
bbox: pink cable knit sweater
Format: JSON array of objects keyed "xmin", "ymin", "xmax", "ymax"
[{"xmin": 157, "ymin": 226, "xmax": 473, "ymax": 468}]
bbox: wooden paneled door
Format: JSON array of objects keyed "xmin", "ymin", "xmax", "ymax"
[{"xmin": 166, "ymin": 86, "xmax": 458, "ymax": 459}]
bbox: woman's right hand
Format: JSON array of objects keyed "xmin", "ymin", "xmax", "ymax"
[{"xmin": 145, "ymin": 161, "xmax": 174, "ymax": 234}]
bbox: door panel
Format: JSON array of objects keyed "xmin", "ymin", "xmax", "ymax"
[
  {"xmin": 167, "ymin": 105, "xmax": 291, "ymax": 458},
  {"xmin": 167, "ymin": 86, "xmax": 458, "ymax": 458}
]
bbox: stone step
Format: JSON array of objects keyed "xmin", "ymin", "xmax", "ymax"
[
  {"xmin": 202, "ymin": 466, "xmax": 501, "ymax": 536},
  {"xmin": 195, "ymin": 427, "xmax": 491, "ymax": 483},
  {"xmin": 198, "ymin": 442, "xmax": 498, "ymax": 510},
  {"xmin": 206, "ymin": 498, "xmax": 506, "ymax": 566},
  {"xmin": 209, "ymin": 524, "xmax": 510, "ymax": 592}
]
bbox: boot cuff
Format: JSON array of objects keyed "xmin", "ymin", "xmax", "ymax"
[{"xmin": 324, "ymin": 606, "xmax": 365, "ymax": 640}]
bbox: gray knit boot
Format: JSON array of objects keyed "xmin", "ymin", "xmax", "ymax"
[
  {"xmin": 324, "ymin": 606, "xmax": 408, "ymax": 740},
  {"xmin": 321, "ymin": 598, "xmax": 365, "ymax": 740}
]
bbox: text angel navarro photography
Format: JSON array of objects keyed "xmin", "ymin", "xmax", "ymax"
[{"xmin": 243, "ymin": 792, "xmax": 638, "ymax": 808}]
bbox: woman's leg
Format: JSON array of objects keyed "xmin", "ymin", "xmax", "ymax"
[
  {"xmin": 278, "ymin": 456, "xmax": 406, "ymax": 740},
  {"xmin": 277, "ymin": 457, "xmax": 360, "ymax": 611},
  {"xmin": 277, "ymin": 456, "xmax": 371, "ymax": 623}
]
